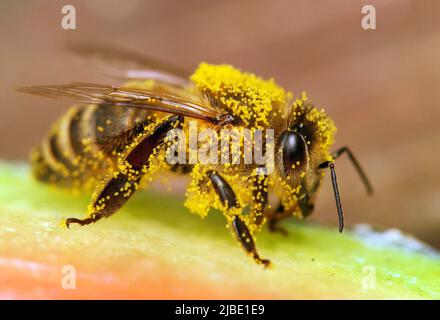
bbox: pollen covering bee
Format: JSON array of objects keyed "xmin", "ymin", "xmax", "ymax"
[{"xmin": 17, "ymin": 45, "xmax": 372, "ymax": 267}]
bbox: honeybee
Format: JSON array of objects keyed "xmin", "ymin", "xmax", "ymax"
[{"xmin": 17, "ymin": 45, "xmax": 372, "ymax": 267}]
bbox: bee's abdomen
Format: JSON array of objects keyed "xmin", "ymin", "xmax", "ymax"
[{"xmin": 31, "ymin": 104, "xmax": 151, "ymax": 189}]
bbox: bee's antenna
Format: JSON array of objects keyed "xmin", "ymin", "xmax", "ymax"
[
  {"xmin": 329, "ymin": 162, "xmax": 344, "ymax": 233},
  {"xmin": 319, "ymin": 146, "xmax": 373, "ymax": 233},
  {"xmin": 319, "ymin": 161, "xmax": 344, "ymax": 232},
  {"xmin": 332, "ymin": 147, "xmax": 373, "ymax": 195}
]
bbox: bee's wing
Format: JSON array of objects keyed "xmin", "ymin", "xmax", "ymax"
[
  {"xmin": 67, "ymin": 43, "xmax": 190, "ymax": 87},
  {"xmin": 17, "ymin": 82, "xmax": 222, "ymax": 123}
]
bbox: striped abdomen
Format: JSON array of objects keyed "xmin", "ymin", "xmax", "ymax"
[{"xmin": 31, "ymin": 104, "xmax": 152, "ymax": 190}]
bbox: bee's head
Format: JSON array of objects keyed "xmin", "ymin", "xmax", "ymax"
[
  {"xmin": 278, "ymin": 130, "xmax": 308, "ymax": 176},
  {"xmin": 278, "ymin": 98, "xmax": 335, "ymax": 177}
]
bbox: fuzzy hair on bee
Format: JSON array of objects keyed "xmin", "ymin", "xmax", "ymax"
[{"xmin": 17, "ymin": 45, "xmax": 372, "ymax": 267}]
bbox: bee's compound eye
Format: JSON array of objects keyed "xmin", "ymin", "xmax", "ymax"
[{"xmin": 280, "ymin": 131, "xmax": 307, "ymax": 174}]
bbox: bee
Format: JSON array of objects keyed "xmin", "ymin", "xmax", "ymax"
[{"xmin": 17, "ymin": 45, "xmax": 372, "ymax": 268}]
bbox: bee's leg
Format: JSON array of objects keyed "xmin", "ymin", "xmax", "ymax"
[
  {"xmin": 66, "ymin": 115, "xmax": 183, "ymax": 228},
  {"xmin": 251, "ymin": 173, "xmax": 269, "ymax": 227},
  {"xmin": 231, "ymin": 215, "xmax": 271, "ymax": 268},
  {"xmin": 267, "ymin": 203, "xmax": 289, "ymax": 236},
  {"xmin": 65, "ymin": 172, "xmax": 141, "ymax": 227},
  {"xmin": 207, "ymin": 170, "xmax": 271, "ymax": 268},
  {"xmin": 267, "ymin": 193, "xmax": 315, "ymax": 235},
  {"xmin": 298, "ymin": 194, "xmax": 315, "ymax": 217},
  {"xmin": 207, "ymin": 170, "xmax": 240, "ymax": 209}
]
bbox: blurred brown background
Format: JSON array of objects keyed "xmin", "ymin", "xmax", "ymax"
[{"xmin": 1, "ymin": 0, "xmax": 439, "ymax": 247}]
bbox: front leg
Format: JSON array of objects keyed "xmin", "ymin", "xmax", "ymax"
[
  {"xmin": 66, "ymin": 115, "xmax": 183, "ymax": 228},
  {"xmin": 268, "ymin": 195, "xmax": 314, "ymax": 236},
  {"xmin": 207, "ymin": 170, "xmax": 271, "ymax": 268},
  {"xmin": 267, "ymin": 203, "xmax": 289, "ymax": 236}
]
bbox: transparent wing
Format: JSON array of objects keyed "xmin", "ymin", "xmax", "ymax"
[
  {"xmin": 17, "ymin": 82, "xmax": 222, "ymax": 123},
  {"xmin": 67, "ymin": 43, "xmax": 190, "ymax": 87}
]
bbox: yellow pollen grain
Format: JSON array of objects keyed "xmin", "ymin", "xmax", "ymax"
[{"xmin": 191, "ymin": 63, "xmax": 287, "ymax": 128}]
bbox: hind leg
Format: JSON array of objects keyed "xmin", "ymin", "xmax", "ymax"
[
  {"xmin": 65, "ymin": 172, "xmax": 140, "ymax": 227},
  {"xmin": 66, "ymin": 115, "xmax": 183, "ymax": 228}
]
